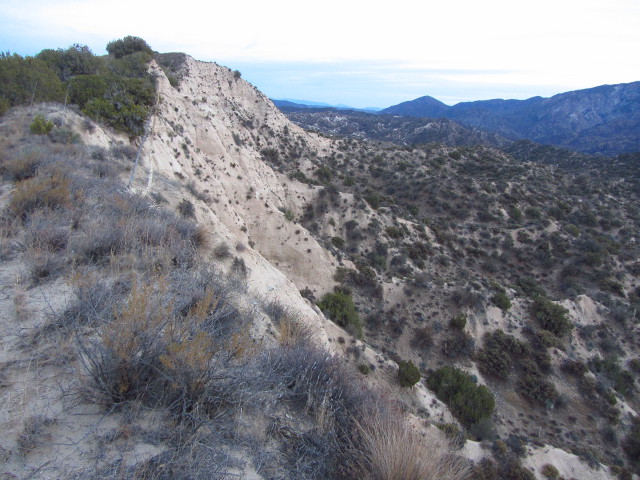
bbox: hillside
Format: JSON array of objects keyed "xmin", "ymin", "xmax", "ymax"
[
  {"xmin": 279, "ymin": 106, "xmax": 509, "ymax": 148},
  {"xmin": 381, "ymin": 82, "xmax": 640, "ymax": 156},
  {"xmin": 0, "ymin": 39, "xmax": 639, "ymax": 480}
]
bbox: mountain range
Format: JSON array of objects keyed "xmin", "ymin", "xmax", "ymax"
[{"xmin": 380, "ymin": 82, "xmax": 640, "ymax": 156}]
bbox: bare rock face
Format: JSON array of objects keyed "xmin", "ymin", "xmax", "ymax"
[{"xmin": 142, "ymin": 58, "xmax": 339, "ymax": 307}]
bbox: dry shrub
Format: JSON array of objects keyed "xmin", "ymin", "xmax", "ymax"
[
  {"xmin": 0, "ymin": 149, "xmax": 42, "ymax": 180},
  {"xmin": 88, "ymin": 279, "xmax": 170, "ymax": 403},
  {"xmin": 17, "ymin": 415, "xmax": 56, "ymax": 454},
  {"xmin": 24, "ymin": 246, "xmax": 66, "ymax": 283},
  {"xmin": 354, "ymin": 409, "xmax": 469, "ymax": 480},
  {"xmin": 9, "ymin": 169, "xmax": 71, "ymax": 220}
]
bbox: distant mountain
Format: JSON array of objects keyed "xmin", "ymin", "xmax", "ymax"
[
  {"xmin": 280, "ymin": 107, "xmax": 509, "ymax": 148},
  {"xmin": 272, "ymin": 98, "xmax": 381, "ymax": 113},
  {"xmin": 381, "ymin": 82, "xmax": 640, "ymax": 156}
]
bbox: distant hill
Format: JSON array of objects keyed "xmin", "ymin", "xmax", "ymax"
[
  {"xmin": 381, "ymin": 82, "xmax": 640, "ymax": 156},
  {"xmin": 280, "ymin": 106, "xmax": 509, "ymax": 148},
  {"xmin": 272, "ymin": 98, "xmax": 381, "ymax": 113}
]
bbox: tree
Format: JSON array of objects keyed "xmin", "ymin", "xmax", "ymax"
[
  {"xmin": 106, "ymin": 36, "xmax": 153, "ymax": 59},
  {"xmin": 0, "ymin": 53, "xmax": 64, "ymax": 106},
  {"xmin": 37, "ymin": 44, "xmax": 100, "ymax": 81},
  {"xmin": 398, "ymin": 360, "xmax": 421, "ymax": 387}
]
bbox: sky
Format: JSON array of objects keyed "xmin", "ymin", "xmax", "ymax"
[{"xmin": 1, "ymin": 0, "xmax": 639, "ymax": 108}]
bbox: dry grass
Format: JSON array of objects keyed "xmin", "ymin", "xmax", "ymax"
[
  {"xmin": 17, "ymin": 415, "xmax": 56, "ymax": 455},
  {"xmin": 13, "ymin": 279, "xmax": 30, "ymax": 321},
  {"xmin": 354, "ymin": 409, "xmax": 469, "ymax": 480}
]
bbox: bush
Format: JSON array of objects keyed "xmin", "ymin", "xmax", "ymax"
[
  {"xmin": 397, "ymin": 360, "xmax": 421, "ymax": 387},
  {"xmin": 0, "ymin": 53, "xmax": 64, "ymax": 106},
  {"xmin": 0, "ymin": 96, "xmax": 9, "ymax": 115},
  {"xmin": 106, "ymin": 36, "xmax": 153, "ymax": 59},
  {"xmin": 427, "ymin": 366, "xmax": 495, "ymax": 426},
  {"xmin": 517, "ymin": 370, "xmax": 558, "ymax": 407},
  {"xmin": 531, "ymin": 297, "xmax": 573, "ymax": 337},
  {"xmin": 449, "ymin": 313, "xmax": 467, "ymax": 330},
  {"xmin": 491, "ymin": 291, "xmax": 511, "ymax": 311},
  {"xmin": 354, "ymin": 409, "xmax": 469, "ymax": 480},
  {"xmin": 317, "ymin": 290, "xmax": 363, "ymax": 338},
  {"xmin": 9, "ymin": 171, "xmax": 71, "ymax": 221},
  {"xmin": 331, "ymin": 236, "xmax": 345, "ymax": 249},
  {"xmin": 623, "ymin": 417, "xmax": 640, "ymax": 467},
  {"xmin": 503, "ymin": 461, "xmax": 536, "ymax": 480},
  {"xmin": 541, "ymin": 464, "xmax": 559, "ymax": 479},
  {"xmin": 178, "ymin": 198, "xmax": 196, "ymax": 218},
  {"xmin": 30, "ymin": 114, "xmax": 54, "ymax": 134},
  {"xmin": 476, "ymin": 330, "xmax": 526, "ymax": 379}
]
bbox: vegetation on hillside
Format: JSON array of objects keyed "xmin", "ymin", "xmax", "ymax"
[{"xmin": 1, "ymin": 37, "xmax": 156, "ymax": 136}]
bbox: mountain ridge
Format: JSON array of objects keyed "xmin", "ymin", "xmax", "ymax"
[{"xmin": 381, "ymin": 81, "xmax": 640, "ymax": 155}]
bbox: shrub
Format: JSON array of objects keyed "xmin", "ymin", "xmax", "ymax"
[
  {"xmin": 449, "ymin": 313, "xmax": 467, "ymax": 330},
  {"xmin": 9, "ymin": 171, "xmax": 71, "ymax": 221},
  {"xmin": 0, "ymin": 96, "xmax": 9, "ymax": 115},
  {"xmin": 48, "ymin": 127, "xmax": 80, "ymax": 144},
  {"xmin": 517, "ymin": 370, "xmax": 558, "ymax": 407},
  {"xmin": 30, "ymin": 114, "xmax": 54, "ymax": 134},
  {"xmin": 491, "ymin": 291, "xmax": 511, "ymax": 311},
  {"xmin": 427, "ymin": 366, "xmax": 495, "ymax": 426},
  {"xmin": 354, "ymin": 408, "xmax": 469, "ymax": 480},
  {"xmin": 476, "ymin": 330, "xmax": 526, "ymax": 379},
  {"xmin": 541, "ymin": 464, "xmax": 560, "ymax": 479},
  {"xmin": 411, "ymin": 326, "xmax": 434, "ymax": 351},
  {"xmin": 331, "ymin": 236, "xmax": 345, "ymax": 249},
  {"xmin": 397, "ymin": 360, "xmax": 420, "ymax": 387},
  {"xmin": 0, "ymin": 53, "xmax": 64, "ymax": 106},
  {"xmin": 106, "ymin": 36, "xmax": 153, "ymax": 59},
  {"xmin": 317, "ymin": 290, "xmax": 363, "ymax": 338},
  {"xmin": 178, "ymin": 198, "xmax": 195, "ymax": 218},
  {"xmin": 531, "ymin": 297, "xmax": 573, "ymax": 337},
  {"xmin": 623, "ymin": 417, "xmax": 640, "ymax": 467},
  {"xmin": 503, "ymin": 461, "xmax": 536, "ymax": 480},
  {"xmin": 385, "ymin": 226, "xmax": 404, "ymax": 239}
]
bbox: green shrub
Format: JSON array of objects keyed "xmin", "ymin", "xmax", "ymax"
[
  {"xmin": 330, "ymin": 236, "xmax": 345, "ymax": 249},
  {"xmin": 106, "ymin": 36, "xmax": 153, "ymax": 59},
  {"xmin": 427, "ymin": 366, "xmax": 495, "ymax": 426},
  {"xmin": 517, "ymin": 370, "xmax": 558, "ymax": 407},
  {"xmin": 536, "ymin": 329, "xmax": 561, "ymax": 348},
  {"xmin": 541, "ymin": 464, "xmax": 559, "ymax": 479},
  {"xmin": 30, "ymin": 114, "xmax": 54, "ymax": 134},
  {"xmin": 591, "ymin": 356, "xmax": 635, "ymax": 397},
  {"xmin": 491, "ymin": 291, "xmax": 511, "ymax": 311},
  {"xmin": 531, "ymin": 297, "xmax": 573, "ymax": 337},
  {"xmin": 449, "ymin": 313, "xmax": 467, "ymax": 330},
  {"xmin": 476, "ymin": 330, "xmax": 526, "ymax": 379},
  {"xmin": 0, "ymin": 53, "xmax": 64, "ymax": 106},
  {"xmin": 317, "ymin": 290, "xmax": 363, "ymax": 338},
  {"xmin": 0, "ymin": 96, "xmax": 9, "ymax": 116},
  {"xmin": 503, "ymin": 461, "xmax": 535, "ymax": 480},
  {"xmin": 508, "ymin": 206, "xmax": 523, "ymax": 221},
  {"xmin": 397, "ymin": 360, "xmax": 420, "ymax": 387},
  {"xmin": 385, "ymin": 226, "xmax": 403, "ymax": 239}
]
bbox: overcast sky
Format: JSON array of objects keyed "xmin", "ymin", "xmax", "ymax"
[{"xmin": 1, "ymin": 0, "xmax": 638, "ymax": 108}]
